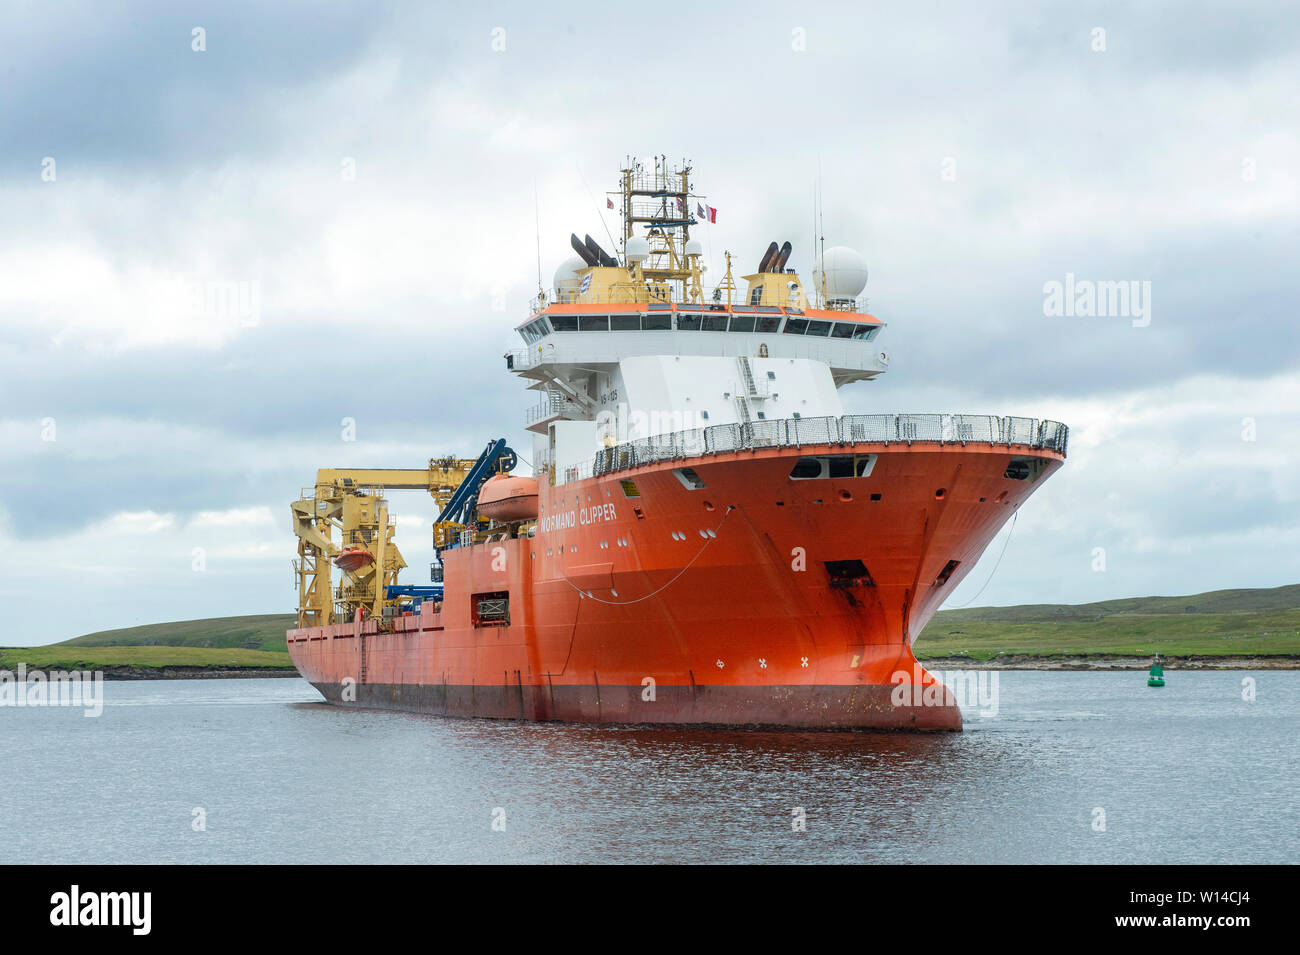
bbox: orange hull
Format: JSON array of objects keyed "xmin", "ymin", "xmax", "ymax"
[{"xmin": 289, "ymin": 438, "xmax": 1063, "ymax": 731}]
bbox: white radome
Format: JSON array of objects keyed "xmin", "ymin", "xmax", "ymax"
[
  {"xmin": 813, "ymin": 246, "xmax": 868, "ymax": 302},
  {"xmin": 625, "ymin": 236, "xmax": 651, "ymax": 263},
  {"xmin": 684, "ymin": 238, "xmax": 703, "ymax": 257},
  {"xmin": 553, "ymin": 256, "xmax": 587, "ymax": 294}
]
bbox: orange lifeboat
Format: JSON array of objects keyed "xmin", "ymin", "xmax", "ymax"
[
  {"xmin": 334, "ymin": 546, "xmax": 375, "ymax": 573},
  {"xmin": 477, "ymin": 474, "xmax": 539, "ymax": 522}
]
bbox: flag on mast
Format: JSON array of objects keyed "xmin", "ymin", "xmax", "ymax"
[
  {"xmin": 606, "ymin": 197, "xmax": 614, "ymax": 209},
  {"xmin": 697, "ymin": 202, "xmax": 717, "ymax": 224}
]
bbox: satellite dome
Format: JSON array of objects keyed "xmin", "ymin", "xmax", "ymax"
[
  {"xmin": 625, "ymin": 236, "xmax": 650, "ymax": 263},
  {"xmin": 812, "ymin": 246, "xmax": 868, "ymax": 303},
  {"xmin": 684, "ymin": 238, "xmax": 703, "ymax": 257},
  {"xmin": 553, "ymin": 255, "xmax": 587, "ymax": 294}
]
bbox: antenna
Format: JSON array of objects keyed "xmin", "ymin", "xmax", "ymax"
[
  {"xmin": 816, "ymin": 158, "xmax": 827, "ymax": 309},
  {"xmin": 533, "ymin": 177, "xmax": 543, "ymax": 298},
  {"xmin": 577, "ymin": 166, "xmax": 620, "ymax": 258}
]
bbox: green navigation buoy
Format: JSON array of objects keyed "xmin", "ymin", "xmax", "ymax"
[{"xmin": 1147, "ymin": 654, "xmax": 1165, "ymax": 687}]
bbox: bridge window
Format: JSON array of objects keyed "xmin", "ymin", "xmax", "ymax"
[
  {"xmin": 702, "ymin": 315, "xmax": 728, "ymax": 331},
  {"xmin": 729, "ymin": 316, "xmax": 756, "ymax": 332},
  {"xmin": 550, "ymin": 316, "xmax": 578, "ymax": 331},
  {"xmin": 643, "ymin": 314, "xmax": 672, "ymax": 330},
  {"xmin": 831, "ymin": 322, "xmax": 854, "ymax": 338},
  {"xmin": 677, "ymin": 315, "xmax": 702, "ymax": 330},
  {"xmin": 579, "ymin": 315, "xmax": 609, "ymax": 331},
  {"xmin": 610, "ymin": 315, "xmax": 639, "ymax": 330},
  {"xmin": 851, "ymin": 325, "xmax": 877, "ymax": 341},
  {"xmin": 806, "ymin": 320, "xmax": 832, "ymax": 336},
  {"xmin": 784, "ymin": 318, "xmax": 808, "ymax": 335},
  {"xmin": 756, "ymin": 316, "xmax": 782, "ymax": 333}
]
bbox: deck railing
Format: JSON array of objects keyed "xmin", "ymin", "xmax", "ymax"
[{"xmin": 568, "ymin": 413, "xmax": 1068, "ymax": 483}]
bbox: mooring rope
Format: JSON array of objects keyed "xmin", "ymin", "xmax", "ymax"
[{"xmin": 948, "ymin": 511, "xmax": 1019, "ymax": 609}]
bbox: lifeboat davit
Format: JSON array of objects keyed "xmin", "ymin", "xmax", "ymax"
[
  {"xmin": 477, "ymin": 474, "xmax": 539, "ymax": 522},
  {"xmin": 334, "ymin": 546, "xmax": 375, "ymax": 573}
]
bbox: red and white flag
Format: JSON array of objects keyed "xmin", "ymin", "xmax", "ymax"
[
  {"xmin": 697, "ymin": 202, "xmax": 717, "ymax": 223},
  {"xmin": 606, "ymin": 197, "xmax": 614, "ymax": 209}
]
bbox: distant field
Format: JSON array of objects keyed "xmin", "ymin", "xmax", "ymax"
[
  {"xmin": 0, "ymin": 645, "xmax": 296, "ymax": 671},
  {"xmin": 3, "ymin": 584, "xmax": 1296, "ymax": 672},
  {"xmin": 56, "ymin": 614, "xmax": 295, "ymax": 653},
  {"xmin": 916, "ymin": 584, "xmax": 1300, "ymax": 660}
]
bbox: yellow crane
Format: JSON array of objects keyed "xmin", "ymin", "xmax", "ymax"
[{"xmin": 290, "ymin": 459, "xmax": 479, "ymax": 629}]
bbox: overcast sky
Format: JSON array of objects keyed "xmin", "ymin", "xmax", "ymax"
[{"xmin": 2, "ymin": 0, "xmax": 1297, "ymax": 644}]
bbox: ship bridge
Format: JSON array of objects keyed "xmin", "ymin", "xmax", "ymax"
[{"xmin": 511, "ymin": 155, "xmax": 888, "ymax": 486}]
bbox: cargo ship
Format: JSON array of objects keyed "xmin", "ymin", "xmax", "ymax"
[{"xmin": 286, "ymin": 157, "xmax": 1068, "ymax": 730}]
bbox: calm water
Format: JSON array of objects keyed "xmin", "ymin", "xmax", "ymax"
[{"xmin": 2, "ymin": 672, "xmax": 1295, "ymax": 864}]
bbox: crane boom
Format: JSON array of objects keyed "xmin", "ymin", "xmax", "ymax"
[{"xmin": 290, "ymin": 445, "xmax": 515, "ymax": 628}]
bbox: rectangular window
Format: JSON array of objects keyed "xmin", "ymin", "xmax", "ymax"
[
  {"xmin": 934, "ymin": 560, "xmax": 961, "ymax": 586},
  {"xmin": 755, "ymin": 316, "xmax": 782, "ymax": 333},
  {"xmin": 831, "ymin": 322, "xmax": 854, "ymax": 338},
  {"xmin": 851, "ymin": 325, "xmax": 877, "ymax": 340},
  {"xmin": 579, "ymin": 315, "xmax": 609, "ymax": 331},
  {"xmin": 677, "ymin": 315, "xmax": 702, "ymax": 330},
  {"xmin": 824, "ymin": 559, "xmax": 874, "ymax": 586},
  {"xmin": 702, "ymin": 315, "xmax": 728, "ymax": 331},
  {"xmin": 673, "ymin": 467, "xmax": 707, "ymax": 489},
  {"xmin": 642, "ymin": 314, "xmax": 672, "ymax": 330},
  {"xmin": 550, "ymin": 316, "xmax": 578, "ymax": 331},
  {"xmin": 729, "ymin": 316, "xmax": 756, "ymax": 332},
  {"xmin": 610, "ymin": 315, "xmax": 640, "ymax": 330},
  {"xmin": 806, "ymin": 320, "xmax": 832, "ymax": 336},
  {"xmin": 784, "ymin": 318, "xmax": 808, "ymax": 335},
  {"xmin": 472, "ymin": 591, "xmax": 510, "ymax": 627}
]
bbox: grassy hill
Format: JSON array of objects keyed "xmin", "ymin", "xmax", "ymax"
[
  {"xmin": 915, "ymin": 583, "xmax": 1300, "ymax": 660},
  {"xmin": 56, "ymin": 614, "xmax": 295, "ymax": 653},
  {"xmin": 0, "ymin": 645, "xmax": 296, "ymax": 672},
  {"xmin": 2, "ymin": 585, "xmax": 1297, "ymax": 673}
]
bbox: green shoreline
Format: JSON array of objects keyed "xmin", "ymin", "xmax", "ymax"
[{"xmin": 3, "ymin": 583, "xmax": 1298, "ymax": 676}]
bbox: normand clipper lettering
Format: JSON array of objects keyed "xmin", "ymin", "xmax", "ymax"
[{"xmin": 538, "ymin": 502, "xmax": 616, "ymax": 534}]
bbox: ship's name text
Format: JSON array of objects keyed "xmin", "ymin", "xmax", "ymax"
[{"xmin": 538, "ymin": 503, "xmax": 617, "ymax": 533}]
